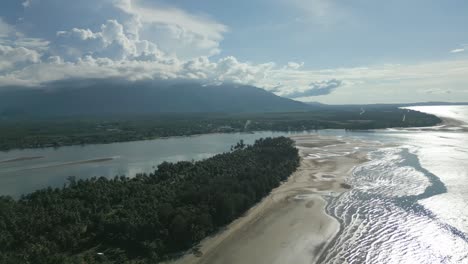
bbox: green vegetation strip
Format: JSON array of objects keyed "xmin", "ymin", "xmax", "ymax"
[
  {"xmin": 0, "ymin": 137, "xmax": 300, "ymax": 263},
  {"xmin": 0, "ymin": 107, "xmax": 440, "ymax": 151}
]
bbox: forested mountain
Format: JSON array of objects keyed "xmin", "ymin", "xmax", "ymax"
[
  {"xmin": 0, "ymin": 80, "xmax": 311, "ymax": 116},
  {"xmin": 0, "ymin": 137, "xmax": 300, "ymax": 263}
]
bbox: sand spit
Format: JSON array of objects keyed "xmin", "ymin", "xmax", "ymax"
[
  {"xmin": 0, "ymin": 156, "xmax": 44, "ymax": 164},
  {"xmin": 395, "ymin": 116, "xmax": 468, "ymax": 133},
  {"xmin": 18, "ymin": 157, "xmax": 116, "ymax": 171},
  {"xmin": 437, "ymin": 117, "xmax": 468, "ymax": 131},
  {"xmin": 171, "ymin": 135, "xmax": 377, "ymax": 264}
]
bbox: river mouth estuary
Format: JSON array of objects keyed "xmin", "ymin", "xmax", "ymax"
[{"xmin": 1, "ymin": 106, "xmax": 468, "ymax": 263}]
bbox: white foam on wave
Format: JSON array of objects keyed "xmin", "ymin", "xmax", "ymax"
[
  {"xmin": 320, "ymin": 142, "xmax": 468, "ymax": 264},
  {"xmin": 351, "ymin": 146, "xmax": 429, "ymax": 197}
]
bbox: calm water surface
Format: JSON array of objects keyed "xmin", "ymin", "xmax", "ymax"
[{"xmin": 0, "ymin": 130, "xmax": 357, "ymax": 197}]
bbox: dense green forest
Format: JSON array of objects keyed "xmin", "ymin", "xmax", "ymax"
[
  {"xmin": 0, "ymin": 107, "xmax": 440, "ymax": 151},
  {"xmin": 0, "ymin": 137, "xmax": 300, "ymax": 263}
]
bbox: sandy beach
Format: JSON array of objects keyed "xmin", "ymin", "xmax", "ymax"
[
  {"xmin": 172, "ymin": 135, "xmax": 376, "ymax": 264},
  {"xmin": 437, "ymin": 117, "xmax": 468, "ymax": 131}
]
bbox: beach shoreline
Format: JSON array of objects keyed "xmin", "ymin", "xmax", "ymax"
[
  {"xmin": 439, "ymin": 116, "xmax": 468, "ymax": 130},
  {"xmin": 171, "ymin": 135, "xmax": 374, "ymax": 264}
]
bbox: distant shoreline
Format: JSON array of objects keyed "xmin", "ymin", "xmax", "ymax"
[
  {"xmin": 0, "ymin": 107, "xmax": 440, "ymax": 152},
  {"xmin": 402, "ymin": 106, "xmax": 468, "ymax": 132}
]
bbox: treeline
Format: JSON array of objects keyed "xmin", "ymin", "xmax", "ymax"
[
  {"xmin": 0, "ymin": 137, "xmax": 300, "ymax": 263},
  {"xmin": 0, "ymin": 107, "xmax": 440, "ymax": 151}
]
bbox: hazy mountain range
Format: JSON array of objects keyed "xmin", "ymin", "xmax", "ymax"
[
  {"xmin": 1, "ymin": 80, "xmax": 466, "ymax": 118},
  {"xmin": 0, "ymin": 80, "xmax": 311, "ymax": 117}
]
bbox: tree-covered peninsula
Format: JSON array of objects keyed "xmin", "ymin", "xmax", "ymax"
[{"xmin": 0, "ymin": 137, "xmax": 300, "ymax": 263}]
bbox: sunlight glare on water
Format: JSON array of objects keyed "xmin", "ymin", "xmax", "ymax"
[
  {"xmin": 320, "ymin": 105, "xmax": 468, "ymax": 264},
  {"xmin": 406, "ymin": 105, "xmax": 468, "ymax": 125}
]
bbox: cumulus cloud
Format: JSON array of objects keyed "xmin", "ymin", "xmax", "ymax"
[
  {"xmin": 283, "ymin": 79, "xmax": 342, "ymax": 98},
  {"xmin": 54, "ymin": 19, "xmax": 163, "ymax": 61},
  {"xmin": 0, "ymin": 45, "xmax": 40, "ymax": 71},
  {"xmin": 0, "ymin": 51, "xmax": 273, "ymax": 87},
  {"xmin": 6, "ymin": 0, "xmax": 227, "ymax": 59},
  {"xmin": 115, "ymin": 0, "xmax": 228, "ymax": 58}
]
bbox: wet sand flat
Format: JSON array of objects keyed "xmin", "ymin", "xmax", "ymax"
[
  {"xmin": 172, "ymin": 135, "xmax": 376, "ymax": 264},
  {"xmin": 0, "ymin": 156, "xmax": 44, "ymax": 164}
]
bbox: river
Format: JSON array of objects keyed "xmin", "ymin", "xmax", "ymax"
[{"xmin": 0, "ymin": 130, "xmax": 358, "ymax": 197}]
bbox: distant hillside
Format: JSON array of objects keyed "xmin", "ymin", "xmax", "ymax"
[{"xmin": 0, "ymin": 80, "xmax": 312, "ymax": 116}]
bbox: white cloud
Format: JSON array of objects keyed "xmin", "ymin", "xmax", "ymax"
[
  {"xmin": 13, "ymin": 38, "xmax": 50, "ymax": 50},
  {"xmin": 450, "ymin": 48, "xmax": 465, "ymax": 53},
  {"xmin": 1, "ymin": 34, "xmax": 468, "ymax": 104},
  {"xmin": 0, "ymin": 55, "xmax": 180, "ymax": 87},
  {"xmin": 285, "ymin": 62, "xmax": 304, "ymax": 70},
  {"xmin": 22, "ymin": 0, "xmax": 32, "ymax": 8},
  {"xmin": 0, "ymin": 18, "xmax": 12, "ymax": 37},
  {"xmin": 2, "ymin": 37, "xmax": 467, "ymax": 104},
  {"xmin": 450, "ymin": 44, "xmax": 468, "ymax": 54},
  {"xmin": 283, "ymin": 79, "xmax": 342, "ymax": 98},
  {"xmin": 42, "ymin": 0, "xmax": 228, "ymax": 61},
  {"xmin": 115, "ymin": 0, "xmax": 228, "ymax": 58},
  {"xmin": 270, "ymin": 60, "xmax": 468, "ymax": 103},
  {"xmin": 0, "ymin": 45, "xmax": 40, "ymax": 71},
  {"xmin": 54, "ymin": 19, "xmax": 165, "ymax": 61}
]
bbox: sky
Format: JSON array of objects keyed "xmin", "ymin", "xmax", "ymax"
[{"xmin": 0, "ymin": 0, "xmax": 467, "ymax": 104}]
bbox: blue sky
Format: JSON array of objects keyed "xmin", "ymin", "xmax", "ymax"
[
  {"xmin": 0, "ymin": 0, "xmax": 467, "ymax": 103},
  {"xmin": 192, "ymin": 0, "xmax": 468, "ymax": 67}
]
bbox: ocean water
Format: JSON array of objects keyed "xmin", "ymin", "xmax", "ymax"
[
  {"xmin": 408, "ymin": 105, "xmax": 468, "ymax": 125},
  {"xmin": 319, "ymin": 106, "xmax": 468, "ymax": 263}
]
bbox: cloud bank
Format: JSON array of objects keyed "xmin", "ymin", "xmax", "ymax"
[{"xmin": 284, "ymin": 79, "xmax": 342, "ymax": 98}]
